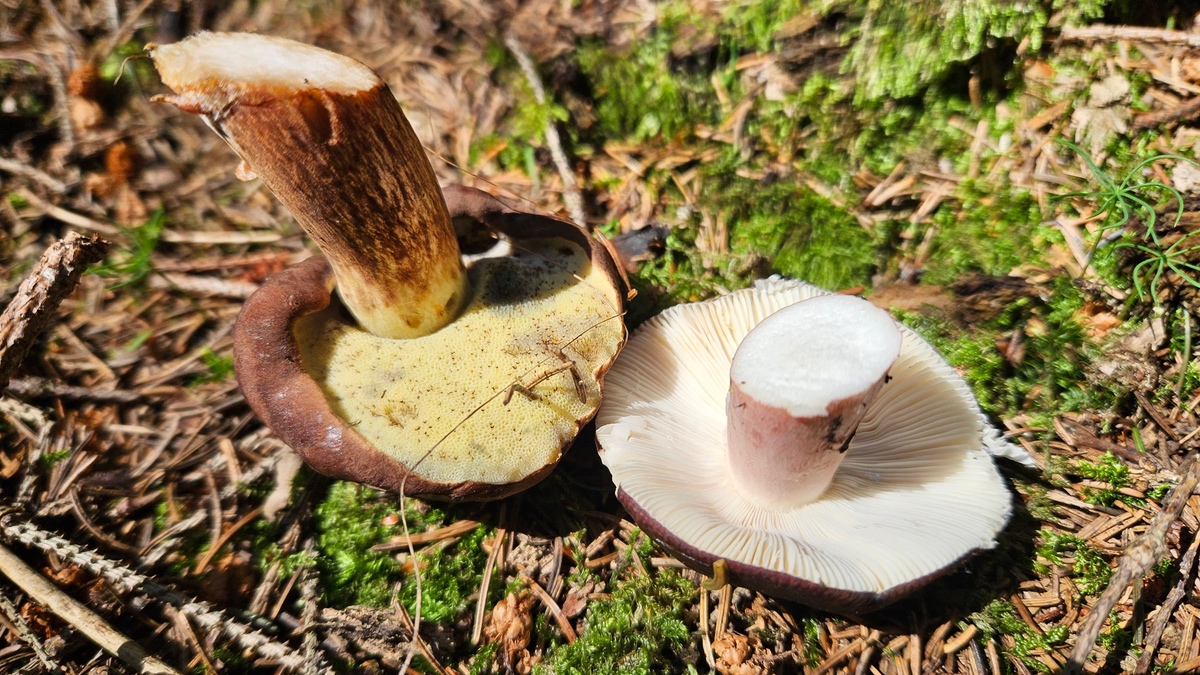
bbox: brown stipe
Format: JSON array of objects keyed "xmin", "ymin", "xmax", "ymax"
[{"xmin": 150, "ymin": 32, "xmax": 467, "ymax": 339}]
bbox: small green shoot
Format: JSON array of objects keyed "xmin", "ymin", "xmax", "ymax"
[
  {"xmin": 188, "ymin": 348, "xmax": 235, "ymax": 386},
  {"xmin": 91, "ymin": 211, "xmax": 166, "ymax": 289},
  {"xmin": 1058, "ymin": 141, "xmax": 1200, "ymax": 302}
]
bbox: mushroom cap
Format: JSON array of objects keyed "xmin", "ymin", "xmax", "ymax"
[
  {"xmin": 595, "ymin": 277, "xmax": 1015, "ymax": 612},
  {"xmin": 235, "ymin": 186, "xmax": 628, "ymax": 501}
]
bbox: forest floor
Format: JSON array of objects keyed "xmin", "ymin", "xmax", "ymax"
[{"xmin": 5, "ymin": 1, "xmax": 1200, "ymax": 674}]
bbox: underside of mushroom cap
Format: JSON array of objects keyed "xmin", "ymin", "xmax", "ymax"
[
  {"xmin": 235, "ymin": 186, "xmax": 627, "ymax": 501},
  {"xmin": 596, "ymin": 277, "xmax": 1015, "ymax": 612}
]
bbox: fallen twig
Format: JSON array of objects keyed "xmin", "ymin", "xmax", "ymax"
[
  {"xmin": 504, "ymin": 34, "xmax": 586, "ymax": 229},
  {"xmin": 2, "ymin": 519, "xmax": 305, "ymax": 669},
  {"xmin": 1133, "ymin": 95, "xmax": 1200, "ymax": 131},
  {"xmin": 0, "ymin": 591, "xmax": 64, "ymax": 675},
  {"xmin": 1065, "ymin": 449, "xmax": 1200, "ymax": 673},
  {"xmin": 0, "ymin": 542, "xmax": 180, "ymax": 674},
  {"xmin": 1134, "ymin": 523, "xmax": 1200, "ymax": 674},
  {"xmin": 6, "ymin": 376, "xmax": 143, "ymax": 404},
  {"xmin": 0, "ymin": 232, "xmax": 109, "ymax": 390},
  {"xmin": 1061, "ymin": 25, "xmax": 1200, "ymax": 48},
  {"xmin": 0, "ymin": 157, "xmax": 69, "ymax": 194}
]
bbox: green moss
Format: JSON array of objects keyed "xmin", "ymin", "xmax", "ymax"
[
  {"xmin": 922, "ymin": 185, "xmax": 1046, "ymax": 285},
  {"xmin": 709, "ymin": 153, "xmax": 877, "ymax": 290},
  {"xmin": 314, "ymin": 482, "xmax": 447, "ymax": 607},
  {"xmin": 537, "ymin": 568, "xmax": 694, "ymax": 675},
  {"xmin": 841, "ymin": 0, "xmax": 1108, "ymax": 103},
  {"xmin": 398, "ymin": 524, "xmax": 495, "ymax": 624},
  {"xmin": 1032, "ymin": 529, "xmax": 1113, "ymax": 596},
  {"xmin": 971, "ymin": 599, "xmax": 1068, "ymax": 672},
  {"xmin": 1074, "ymin": 452, "xmax": 1132, "ymax": 507},
  {"xmin": 897, "ymin": 278, "xmax": 1119, "ymax": 421},
  {"xmin": 313, "ymin": 482, "xmax": 494, "ymax": 624},
  {"xmin": 719, "ymin": 0, "xmax": 806, "ymax": 53},
  {"xmin": 576, "ymin": 7, "xmax": 723, "ymax": 141}
]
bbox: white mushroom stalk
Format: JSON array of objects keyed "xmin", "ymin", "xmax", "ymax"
[
  {"xmin": 726, "ymin": 295, "xmax": 902, "ymax": 509},
  {"xmin": 596, "ymin": 277, "xmax": 1022, "ymax": 611}
]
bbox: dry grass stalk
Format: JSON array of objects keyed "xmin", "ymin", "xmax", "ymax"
[{"xmin": 504, "ymin": 33, "xmax": 586, "ymax": 229}]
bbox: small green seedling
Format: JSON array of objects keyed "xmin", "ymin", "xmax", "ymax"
[
  {"xmin": 1058, "ymin": 141, "xmax": 1200, "ymax": 302},
  {"xmin": 91, "ymin": 211, "xmax": 166, "ymax": 289}
]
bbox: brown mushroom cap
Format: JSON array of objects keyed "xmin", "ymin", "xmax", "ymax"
[
  {"xmin": 150, "ymin": 32, "xmax": 628, "ymax": 500},
  {"xmin": 236, "ymin": 186, "xmax": 627, "ymax": 500},
  {"xmin": 596, "ymin": 277, "xmax": 1015, "ymax": 612}
]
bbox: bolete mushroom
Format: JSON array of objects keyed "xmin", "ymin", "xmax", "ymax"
[
  {"xmin": 596, "ymin": 277, "xmax": 1021, "ymax": 612},
  {"xmin": 151, "ymin": 32, "xmax": 627, "ymax": 500}
]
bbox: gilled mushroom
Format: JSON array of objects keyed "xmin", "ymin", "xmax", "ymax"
[
  {"xmin": 151, "ymin": 33, "xmax": 627, "ymax": 501},
  {"xmin": 596, "ymin": 277, "xmax": 1023, "ymax": 612}
]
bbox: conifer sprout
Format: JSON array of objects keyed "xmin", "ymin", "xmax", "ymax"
[
  {"xmin": 597, "ymin": 278, "xmax": 1024, "ymax": 612},
  {"xmin": 151, "ymin": 33, "xmax": 628, "ymax": 500}
]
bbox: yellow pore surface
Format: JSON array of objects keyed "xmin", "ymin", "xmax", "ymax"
[{"xmin": 295, "ymin": 239, "xmax": 624, "ymax": 486}]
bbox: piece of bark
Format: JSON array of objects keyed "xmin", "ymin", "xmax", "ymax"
[{"xmin": 0, "ymin": 232, "xmax": 109, "ymax": 389}]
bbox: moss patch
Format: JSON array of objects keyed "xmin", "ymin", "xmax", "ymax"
[{"xmin": 537, "ymin": 568, "xmax": 695, "ymax": 675}]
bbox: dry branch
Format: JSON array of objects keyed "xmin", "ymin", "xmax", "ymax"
[
  {"xmin": 1132, "ymin": 96, "xmax": 1200, "ymax": 131},
  {"xmin": 6, "ymin": 376, "xmax": 143, "ymax": 404},
  {"xmin": 1065, "ymin": 449, "xmax": 1200, "ymax": 673},
  {"xmin": 1134, "ymin": 526, "xmax": 1200, "ymax": 674},
  {"xmin": 0, "ymin": 542, "xmax": 180, "ymax": 675},
  {"xmin": 1060, "ymin": 25, "xmax": 1200, "ymax": 48},
  {"xmin": 0, "ymin": 232, "xmax": 108, "ymax": 390}
]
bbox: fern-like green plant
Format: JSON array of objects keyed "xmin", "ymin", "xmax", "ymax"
[{"xmin": 1058, "ymin": 141, "xmax": 1200, "ymax": 302}]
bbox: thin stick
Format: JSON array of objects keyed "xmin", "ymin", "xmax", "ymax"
[
  {"xmin": 6, "ymin": 377, "xmax": 143, "ymax": 404},
  {"xmin": 471, "ymin": 527, "xmax": 505, "ymax": 646},
  {"xmin": 193, "ymin": 505, "xmax": 264, "ymax": 575},
  {"xmin": 0, "ymin": 232, "xmax": 109, "ymax": 389},
  {"xmin": 1134, "ymin": 525, "xmax": 1200, "ymax": 674},
  {"xmin": 0, "ymin": 543, "xmax": 180, "ymax": 674},
  {"xmin": 1060, "ymin": 25, "xmax": 1200, "ymax": 48},
  {"xmin": 1065, "ymin": 449, "xmax": 1200, "ymax": 673},
  {"xmin": 504, "ymin": 34, "xmax": 586, "ymax": 229},
  {"xmin": 0, "ymin": 157, "xmax": 69, "ymax": 194}
]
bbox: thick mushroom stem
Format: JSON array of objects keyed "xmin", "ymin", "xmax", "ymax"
[
  {"xmin": 725, "ymin": 295, "xmax": 903, "ymax": 510},
  {"xmin": 149, "ymin": 32, "xmax": 468, "ymax": 339}
]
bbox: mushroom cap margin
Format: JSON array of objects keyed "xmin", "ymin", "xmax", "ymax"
[{"xmin": 234, "ymin": 186, "xmax": 629, "ymax": 501}]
